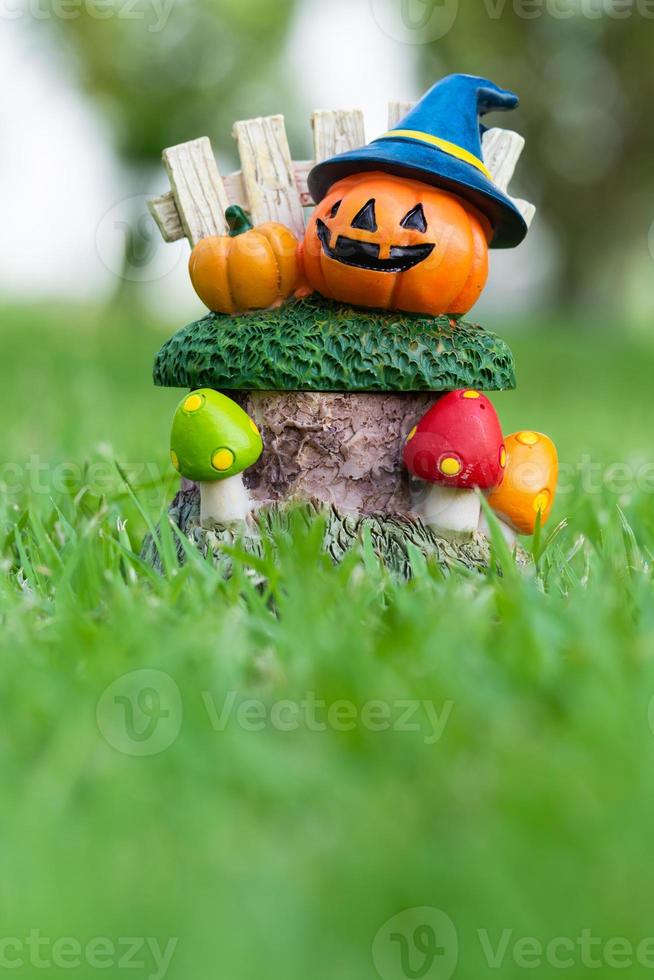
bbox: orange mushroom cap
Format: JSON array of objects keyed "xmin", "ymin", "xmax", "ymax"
[{"xmin": 486, "ymin": 431, "xmax": 558, "ymax": 535}]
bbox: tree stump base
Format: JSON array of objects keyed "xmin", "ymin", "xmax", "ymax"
[
  {"xmin": 141, "ymin": 486, "xmax": 528, "ymax": 581},
  {"xmin": 147, "ymin": 300, "xmax": 524, "ymax": 579}
]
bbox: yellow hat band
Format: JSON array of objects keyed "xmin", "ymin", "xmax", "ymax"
[{"xmin": 375, "ymin": 130, "xmax": 492, "ymax": 182}]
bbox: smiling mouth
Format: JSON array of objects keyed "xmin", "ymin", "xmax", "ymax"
[{"xmin": 316, "ymin": 219, "xmax": 435, "ymax": 273}]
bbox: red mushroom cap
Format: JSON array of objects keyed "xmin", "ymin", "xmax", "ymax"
[{"xmin": 403, "ymin": 389, "xmax": 506, "ymax": 489}]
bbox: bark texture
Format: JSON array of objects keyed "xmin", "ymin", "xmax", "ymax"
[
  {"xmin": 140, "ymin": 487, "xmax": 517, "ymax": 581},
  {"xmin": 229, "ymin": 390, "xmax": 434, "ymax": 514}
]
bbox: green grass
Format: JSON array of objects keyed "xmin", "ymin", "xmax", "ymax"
[{"xmin": 2, "ymin": 302, "xmax": 654, "ymax": 979}]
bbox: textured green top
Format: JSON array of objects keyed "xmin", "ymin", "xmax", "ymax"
[{"xmin": 153, "ymin": 296, "xmax": 516, "ymax": 393}]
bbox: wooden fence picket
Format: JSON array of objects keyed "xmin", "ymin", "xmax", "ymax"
[
  {"xmin": 312, "ymin": 109, "xmax": 365, "ymax": 162},
  {"xmin": 387, "ymin": 101, "xmax": 414, "ymax": 129},
  {"xmin": 482, "ymin": 128, "xmax": 536, "ymax": 227},
  {"xmin": 482, "ymin": 128, "xmax": 525, "ymax": 193},
  {"xmin": 149, "ymin": 191, "xmax": 184, "ymax": 243},
  {"xmin": 148, "ymin": 102, "xmax": 536, "ymax": 245},
  {"xmin": 162, "ymin": 137, "xmax": 230, "ymax": 245},
  {"xmin": 232, "ymin": 114, "xmax": 305, "ymax": 238}
]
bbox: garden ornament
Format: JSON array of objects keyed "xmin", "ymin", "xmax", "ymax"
[{"xmin": 144, "ymin": 73, "xmax": 558, "ymax": 576}]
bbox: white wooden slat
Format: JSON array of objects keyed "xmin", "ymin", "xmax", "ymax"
[
  {"xmin": 149, "ymin": 106, "xmax": 537, "ymax": 246},
  {"xmin": 148, "ymin": 191, "xmax": 184, "ymax": 243},
  {"xmin": 511, "ymin": 198, "xmax": 537, "ymax": 228},
  {"xmin": 148, "ymin": 161, "xmax": 315, "ymax": 243},
  {"xmin": 293, "ymin": 160, "xmax": 313, "ymax": 207},
  {"xmin": 481, "ymin": 128, "xmax": 525, "ymax": 193},
  {"xmin": 387, "ymin": 101, "xmax": 415, "ymax": 129},
  {"xmin": 311, "ymin": 110, "xmax": 365, "ymax": 163},
  {"xmin": 481, "ymin": 129, "xmax": 536, "ymax": 228},
  {"xmin": 222, "ymin": 170, "xmax": 247, "ymax": 208},
  {"xmin": 232, "ymin": 114, "xmax": 305, "ymax": 238},
  {"xmin": 162, "ymin": 137, "xmax": 229, "ymax": 246},
  {"xmin": 223, "ymin": 161, "xmax": 314, "ymax": 209}
]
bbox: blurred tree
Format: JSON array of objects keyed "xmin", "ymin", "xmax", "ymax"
[
  {"xmin": 411, "ymin": 3, "xmax": 654, "ymax": 311},
  {"xmin": 41, "ymin": 0, "xmax": 298, "ymax": 303}
]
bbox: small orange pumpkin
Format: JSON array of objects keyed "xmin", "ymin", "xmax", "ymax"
[
  {"xmin": 302, "ymin": 171, "xmax": 490, "ymax": 317},
  {"xmin": 189, "ymin": 206, "xmax": 300, "ymax": 314}
]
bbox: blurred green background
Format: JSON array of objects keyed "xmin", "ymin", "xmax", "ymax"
[
  {"xmin": 2, "ymin": 3, "xmax": 654, "ymax": 979},
  {"xmin": 4, "ymin": 0, "xmax": 654, "ymax": 319}
]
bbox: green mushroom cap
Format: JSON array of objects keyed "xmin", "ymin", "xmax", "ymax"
[{"xmin": 170, "ymin": 389, "xmax": 263, "ymax": 482}]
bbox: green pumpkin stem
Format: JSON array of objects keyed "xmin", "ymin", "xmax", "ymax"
[{"xmin": 226, "ymin": 205, "xmax": 254, "ymax": 237}]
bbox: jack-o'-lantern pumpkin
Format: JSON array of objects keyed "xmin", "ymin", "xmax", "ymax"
[{"xmin": 301, "ymin": 171, "xmax": 491, "ymax": 317}]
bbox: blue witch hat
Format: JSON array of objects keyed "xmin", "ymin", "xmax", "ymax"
[{"xmin": 308, "ymin": 74, "xmax": 528, "ymax": 249}]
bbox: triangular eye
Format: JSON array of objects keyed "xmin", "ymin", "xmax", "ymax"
[
  {"xmin": 351, "ymin": 199, "xmax": 377, "ymax": 232},
  {"xmin": 329, "ymin": 200, "xmax": 342, "ymax": 218},
  {"xmin": 400, "ymin": 204, "xmax": 427, "ymax": 233}
]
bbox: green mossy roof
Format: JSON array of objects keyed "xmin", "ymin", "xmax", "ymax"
[{"xmin": 153, "ymin": 295, "xmax": 516, "ymax": 393}]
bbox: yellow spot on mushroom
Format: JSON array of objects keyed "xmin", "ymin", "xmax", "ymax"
[
  {"xmin": 212, "ymin": 448, "xmax": 234, "ymax": 471},
  {"xmin": 440, "ymin": 457, "xmax": 462, "ymax": 476},
  {"xmin": 500, "ymin": 447, "xmax": 507, "ymax": 468},
  {"xmin": 517, "ymin": 430, "xmax": 539, "ymax": 446},
  {"xmin": 407, "ymin": 426, "xmax": 417, "ymax": 442},
  {"xmin": 183, "ymin": 393, "xmax": 203, "ymax": 413},
  {"xmin": 249, "ymin": 419, "xmax": 260, "ymax": 435},
  {"xmin": 170, "ymin": 450, "xmax": 180, "ymax": 471},
  {"xmin": 462, "ymin": 390, "xmax": 480, "ymax": 399},
  {"xmin": 533, "ymin": 489, "xmax": 551, "ymax": 513}
]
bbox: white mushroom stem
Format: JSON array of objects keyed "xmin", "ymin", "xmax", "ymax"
[
  {"xmin": 417, "ymin": 485, "xmax": 481, "ymax": 539},
  {"xmin": 199, "ymin": 474, "xmax": 252, "ymax": 526},
  {"xmin": 478, "ymin": 510, "xmax": 518, "ymax": 549}
]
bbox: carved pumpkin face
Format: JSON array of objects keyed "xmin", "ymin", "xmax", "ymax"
[{"xmin": 302, "ymin": 171, "xmax": 491, "ymax": 317}]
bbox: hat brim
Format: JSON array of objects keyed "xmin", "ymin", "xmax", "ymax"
[{"xmin": 308, "ymin": 138, "xmax": 528, "ymax": 250}]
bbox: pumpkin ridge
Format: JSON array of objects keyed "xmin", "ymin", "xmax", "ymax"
[{"xmin": 222, "ymin": 237, "xmax": 236, "ymax": 313}]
